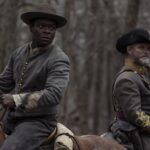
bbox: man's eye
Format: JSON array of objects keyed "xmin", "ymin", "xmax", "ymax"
[
  {"xmin": 46, "ymin": 25, "xmax": 55, "ymax": 30},
  {"xmin": 39, "ymin": 25, "xmax": 43, "ymax": 28},
  {"xmin": 138, "ymin": 46, "xmax": 144, "ymax": 49}
]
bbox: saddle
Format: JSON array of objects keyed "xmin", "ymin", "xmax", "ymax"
[{"xmin": 108, "ymin": 120, "xmax": 143, "ymax": 150}]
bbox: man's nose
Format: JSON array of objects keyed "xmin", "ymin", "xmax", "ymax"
[
  {"xmin": 144, "ymin": 49, "xmax": 150, "ymax": 55},
  {"xmin": 43, "ymin": 27, "xmax": 51, "ymax": 33}
]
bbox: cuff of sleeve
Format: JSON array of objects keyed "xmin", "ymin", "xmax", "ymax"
[{"xmin": 13, "ymin": 95, "xmax": 22, "ymax": 107}]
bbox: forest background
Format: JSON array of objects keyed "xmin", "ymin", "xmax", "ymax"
[{"xmin": 0, "ymin": 0, "xmax": 148, "ymax": 135}]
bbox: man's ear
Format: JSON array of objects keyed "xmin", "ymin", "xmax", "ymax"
[
  {"xmin": 126, "ymin": 46, "xmax": 133, "ymax": 55},
  {"xmin": 28, "ymin": 22, "xmax": 34, "ymax": 32},
  {"xmin": 29, "ymin": 25, "xmax": 33, "ymax": 32}
]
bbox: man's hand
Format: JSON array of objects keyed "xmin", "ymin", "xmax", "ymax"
[{"xmin": 0, "ymin": 94, "xmax": 16, "ymax": 108}]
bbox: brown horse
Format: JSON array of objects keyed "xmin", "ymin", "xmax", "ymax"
[
  {"xmin": 74, "ymin": 135, "xmax": 127, "ymax": 150},
  {"xmin": 0, "ymin": 123, "xmax": 127, "ymax": 150},
  {"xmin": 54, "ymin": 133, "xmax": 127, "ymax": 150},
  {"xmin": 54, "ymin": 123, "xmax": 127, "ymax": 150}
]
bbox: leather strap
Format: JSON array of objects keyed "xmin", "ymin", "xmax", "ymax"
[{"xmin": 42, "ymin": 127, "xmax": 57, "ymax": 145}]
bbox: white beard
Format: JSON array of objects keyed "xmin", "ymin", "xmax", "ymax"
[{"xmin": 138, "ymin": 57, "xmax": 150, "ymax": 68}]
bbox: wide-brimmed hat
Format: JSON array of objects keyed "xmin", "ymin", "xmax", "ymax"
[
  {"xmin": 116, "ymin": 28, "xmax": 150, "ymax": 53},
  {"xmin": 21, "ymin": 4, "xmax": 67, "ymax": 28}
]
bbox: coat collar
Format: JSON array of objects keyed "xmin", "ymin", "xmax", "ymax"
[
  {"xmin": 29, "ymin": 42, "xmax": 52, "ymax": 54},
  {"xmin": 124, "ymin": 58, "xmax": 146, "ymax": 75}
]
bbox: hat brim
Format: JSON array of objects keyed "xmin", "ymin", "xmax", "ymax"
[{"xmin": 21, "ymin": 12, "xmax": 67, "ymax": 28}]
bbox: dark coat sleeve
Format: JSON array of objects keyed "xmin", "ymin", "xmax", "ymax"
[
  {"xmin": 40, "ymin": 57, "xmax": 70, "ymax": 105},
  {"xmin": 16, "ymin": 55, "xmax": 70, "ymax": 111}
]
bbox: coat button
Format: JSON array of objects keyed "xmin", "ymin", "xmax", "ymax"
[{"xmin": 18, "ymin": 83, "xmax": 22, "ymax": 86}]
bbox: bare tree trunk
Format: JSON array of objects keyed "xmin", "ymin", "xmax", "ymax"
[
  {"xmin": 59, "ymin": 0, "xmax": 97, "ymax": 134},
  {"xmin": 90, "ymin": 0, "xmax": 121, "ymax": 134},
  {"xmin": 0, "ymin": 0, "xmax": 18, "ymax": 71},
  {"xmin": 59, "ymin": 0, "xmax": 141, "ymax": 135},
  {"xmin": 125, "ymin": 0, "xmax": 141, "ymax": 31}
]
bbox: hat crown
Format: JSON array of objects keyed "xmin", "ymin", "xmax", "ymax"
[
  {"xmin": 21, "ymin": 3, "xmax": 67, "ymax": 28},
  {"xmin": 130, "ymin": 28, "xmax": 149, "ymax": 39},
  {"xmin": 116, "ymin": 28, "xmax": 150, "ymax": 53},
  {"xmin": 28, "ymin": 4, "xmax": 57, "ymax": 15}
]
